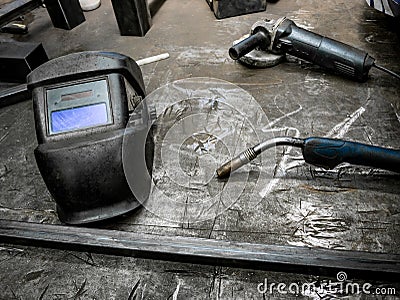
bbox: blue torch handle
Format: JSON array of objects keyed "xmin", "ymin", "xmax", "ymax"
[{"xmin": 302, "ymin": 137, "xmax": 400, "ymax": 173}]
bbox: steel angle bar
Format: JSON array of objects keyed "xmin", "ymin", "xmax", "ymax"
[{"xmin": 0, "ymin": 220, "xmax": 399, "ymax": 281}]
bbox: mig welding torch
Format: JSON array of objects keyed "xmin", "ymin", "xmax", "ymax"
[{"xmin": 216, "ymin": 137, "xmax": 400, "ymax": 178}]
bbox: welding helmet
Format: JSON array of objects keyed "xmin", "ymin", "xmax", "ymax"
[{"xmin": 27, "ymin": 52, "xmax": 154, "ymax": 224}]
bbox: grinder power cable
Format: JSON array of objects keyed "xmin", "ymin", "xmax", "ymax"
[
  {"xmin": 229, "ymin": 17, "xmax": 400, "ymax": 81},
  {"xmin": 216, "ymin": 137, "xmax": 400, "ymax": 178}
]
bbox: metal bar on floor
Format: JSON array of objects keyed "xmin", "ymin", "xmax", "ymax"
[{"xmin": 0, "ymin": 220, "xmax": 399, "ymax": 281}]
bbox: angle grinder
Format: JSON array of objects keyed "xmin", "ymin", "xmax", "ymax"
[{"xmin": 230, "ymin": 17, "xmax": 400, "ymax": 81}]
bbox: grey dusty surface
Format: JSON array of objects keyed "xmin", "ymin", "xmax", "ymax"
[{"xmin": 1, "ymin": 0, "xmax": 400, "ymax": 299}]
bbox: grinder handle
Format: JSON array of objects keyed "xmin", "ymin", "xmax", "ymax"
[
  {"xmin": 302, "ymin": 137, "xmax": 400, "ymax": 173},
  {"xmin": 229, "ymin": 30, "xmax": 270, "ymax": 60}
]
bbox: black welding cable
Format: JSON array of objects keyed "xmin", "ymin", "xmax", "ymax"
[{"xmin": 373, "ymin": 63, "xmax": 400, "ymax": 80}]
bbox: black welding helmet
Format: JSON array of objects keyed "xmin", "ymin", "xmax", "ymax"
[{"xmin": 27, "ymin": 52, "xmax": 154, "ymax": 224}]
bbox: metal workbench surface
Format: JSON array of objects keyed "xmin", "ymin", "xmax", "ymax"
[{"xmin": 0, "ymin": 0, "xmax": 399, "ymax": 298}]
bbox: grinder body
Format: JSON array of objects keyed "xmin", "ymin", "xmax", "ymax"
[{"xmin": 273, "ymin": 19, "xmax": 375, "ymax": 81}]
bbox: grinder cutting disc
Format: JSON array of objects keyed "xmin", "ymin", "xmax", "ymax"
[{"xmin": 233, "ymin": 34, "xmax": 285, "ymax": 68}]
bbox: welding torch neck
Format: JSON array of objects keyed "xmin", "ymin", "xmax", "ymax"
[
  {"xmin": 253, "ymin": 136, "xmax": 304, "ymax": 154},
  {"xmin": 216, "ymin": 137, "xmax": 304, "ymax": 179}
]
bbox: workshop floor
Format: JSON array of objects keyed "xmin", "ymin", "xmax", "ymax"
[{"xmin": 1, "ymin": 0, "xmax": 400, "ymax": 299}]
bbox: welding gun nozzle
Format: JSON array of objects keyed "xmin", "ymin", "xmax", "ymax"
[
  {"xmin": 216, "ymin": 148, "xmax": 257, "ymax": 179},
  {"xmin": 215, "ymin": 161, "xmax": 233, "ymax": 179}
]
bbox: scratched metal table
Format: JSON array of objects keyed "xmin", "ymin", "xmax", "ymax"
[{"xmin": 0, "ymin": 0, "xmax": 399, "ymax": 299}]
